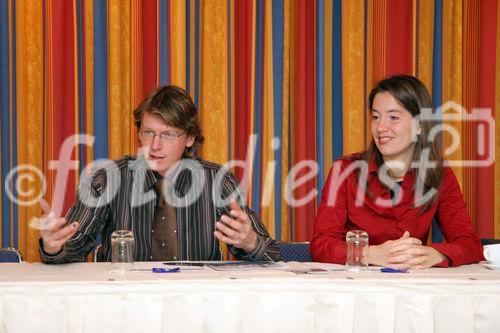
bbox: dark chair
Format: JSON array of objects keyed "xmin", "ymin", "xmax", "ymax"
[
  {"xmin": 0, "ymin": 247, "xmax": 22, "ymax": 263},
  {"xmin": 276, "ymin": 241, "xmax": 312, "ymax": 262},
  {"xmin": 481, "ymin": 238, "xmax": 500, "ymax": 245}
]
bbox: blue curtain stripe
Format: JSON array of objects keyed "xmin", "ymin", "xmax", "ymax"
[
  {"xmin": 93, "ymin": 0, "xmax": 109, "ymax": 160},
  {"xmin": 251, "ymin": 0, "xmax": 264, "ymax": 214},
  {"xmin": 0, "ymin": 0, "xmax": 12, "ymax": 246},
  {"xmin": 431, "ymin": 0, "xmax": 443, "ymax": 243},
  {"xmin": 159, "ymin": 0, "xmax": 168, "ymax": 86},
  {"xmin": 331, "ymin": 0, "xmax": 343, "ymax": 162},
  {"xmin": 316, "ymin": 0, "xmax": 325, "ymax": 204},
  {"xmin": 272, "ymin": 0, "xmax": 284, "ymax": 239}
]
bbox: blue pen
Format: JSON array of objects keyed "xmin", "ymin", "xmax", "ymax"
[
  {"xmin": 152, "ymin": 267, "xmax": 180, "ymax": 273},
  {"xmin": 381, "ymin": 267, "xmax": 408, "ymax": 273}
]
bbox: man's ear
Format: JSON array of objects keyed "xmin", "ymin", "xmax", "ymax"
[
  {"xmin": 186, "ymin": 135, "xmax": 195, "ymax": 148},
  {"xmin": 137, "ymin": 127, "xmax": 143, "ymax": 144}
]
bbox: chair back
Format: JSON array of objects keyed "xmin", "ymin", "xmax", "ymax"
[
  {"xmin": 276, "ymin": 241, "xmax": 312, "ymax": 262},
  {"xmin": 481, "ymin": 238, "xmax": 500, "ymax": 245},
  {"xmin": 0, "ymin": 247, "xmax": 22, "ymax": 263}
]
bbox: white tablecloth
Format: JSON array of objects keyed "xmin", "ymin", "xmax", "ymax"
[{"xmin": 1, "ymin": 262, "xmax": 499, "ymax": 333}]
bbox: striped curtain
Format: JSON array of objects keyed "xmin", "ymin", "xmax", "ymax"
[{"xmin": 1, "ymin": 0, "xmax": 499, "ymax": 262}]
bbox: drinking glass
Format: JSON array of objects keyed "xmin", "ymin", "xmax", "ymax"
[
  {"xmin": 346, "ymin": 230, "xmax": 369, "ymax": 272},
  {"xmin": 111, "ymin": 230, "xmax": 135, "ymax": 272}
]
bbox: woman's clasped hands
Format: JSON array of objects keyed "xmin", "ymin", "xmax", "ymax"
[{"xmin": 368, "ymin": 231, "xmax": 446, "ymax": 269}]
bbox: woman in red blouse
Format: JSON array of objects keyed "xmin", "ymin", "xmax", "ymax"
[{"xmin": 311, "ymin": 75, "xmax": 484, "ymax": 268}]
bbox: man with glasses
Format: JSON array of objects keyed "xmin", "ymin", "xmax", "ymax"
[{"xmin": 39, "ymin": 85, "xmax": 280, "ymax": 263}]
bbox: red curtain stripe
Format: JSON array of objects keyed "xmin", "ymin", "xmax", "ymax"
[
  {"xmin": 234, "ymin": 0, "xmax": 254, "ymax": 184},
  {"xmin": 476, "ymin": 0, "xmax": 497, "ymax": 237},
  {"xmin": 292, "ymin": 0, "xmax": 317, "ymax": 241},
  {"xmin": 47, "ymin": 0, "xmax": 77, "ymax": 217},
  {"xmin": 385, "ymin": 0, "xmax": 414, "ymax": 76},
  {"xmin": 142, "ymin": 0, "xmax": 157, "ymax": 98}
]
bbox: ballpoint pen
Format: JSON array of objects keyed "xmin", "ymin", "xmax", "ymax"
[
  {"xmin": 380, "ymin": 267, "xmax": 408, "ymax": 273},
  {"xmin": 131, "ymin": 267, "xmax": 181, "ymax": 273},
  {"xmin": 153, "ymin": 267, "xmax": 180, "ymax": 273}
]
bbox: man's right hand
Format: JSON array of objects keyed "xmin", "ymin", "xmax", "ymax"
[{"xmin": 39, "ymin": 199, "xmax": 79, "ymax": 255}]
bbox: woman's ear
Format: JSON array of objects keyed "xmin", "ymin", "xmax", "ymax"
[{"xmin": 413, "ymin": 119, "xmax": 422, "ymax": 137}]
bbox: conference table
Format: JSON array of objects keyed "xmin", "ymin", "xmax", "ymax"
[{"xmin": 0, "ymin": 261, "xmax": 499, "ymax": 333}]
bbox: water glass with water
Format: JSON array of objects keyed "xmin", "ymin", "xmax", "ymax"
[
  {"xmin": 346, "ymin": 230, "xmax": 369, "ymax": 272},
  {"xmin": 111, "ymin": 230, "xmax": 135, "ymax": 271}
]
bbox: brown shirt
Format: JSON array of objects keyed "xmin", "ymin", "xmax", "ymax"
[{"xmin": 151, "ymin": 179, "xmax": 178, "ymax": 260}]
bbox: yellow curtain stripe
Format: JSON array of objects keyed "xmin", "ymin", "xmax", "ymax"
[
  {"xmin": 417, "ymin": 0, "xmax": 435, "ymax": 242},
  {"xmin": 131, "ymin": 0, "xmax": 141, "ymax": 151},
  {"xmin": 260, "ymin": 0, "xmax": 275, "ymax": 238},
  {"xmin": 170, "ymin": 0, "xmax": 186, "ymax": 89},
  {"xmin": 342, "ymin": 0, "xmax": 365, "ymax": 155},
  {"xmin": 442, "ymin": 0, "xmax": 464, "ymax": 189},
  {"xmin": 199, "ymin": 0, "xmax": 228, "ymax": 166},
  {"xmin": 85, "ymin": 0, "xmax": 94, "ymax": 165},
  {"xmin": 108, "ymin": 0, "xmax": 132, "ymax": 159},
  {"xmin": 417, "ymin": 0, "xmax": 434, "ymax": 92},
  {"xmin": 365, "ymin": 0, "xmax": 374, "ymax": 147},
  {"xmin": 15, "ymin": 0, "xmax": 44, "ymax": 261}
]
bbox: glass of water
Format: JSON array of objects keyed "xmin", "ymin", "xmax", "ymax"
[
  {"xmin": 346, "ymin": 230, "xmax": 369, "ymax": 272},
  {"xmin": 111, "ymin": 230, "xmax": 135, "ymax": 272}
]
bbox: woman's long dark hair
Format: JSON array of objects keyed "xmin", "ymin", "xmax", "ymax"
[{"xmin": 362, "ymin": 74, "xmax": 443, "ymax": 212}]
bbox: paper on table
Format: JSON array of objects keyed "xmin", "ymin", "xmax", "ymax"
[
  {"xmin": 282, "ymin": 262, "xmax": 381, "ymax": 272},
  {"xmin": 207, "ymin": 261, "xmax": 286, "ymax": 271},
  {"xmin": 284, "ymin": 262, "xmax": 345, "ymax": 271},
  {"xmin": 132, "ymin": 261, "xmax": 204, "ymax": 271}
]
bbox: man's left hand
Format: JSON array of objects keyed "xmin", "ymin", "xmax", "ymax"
[{"xmin": 214, "ymin": 199, "xmax": 258, "ymax": 253}]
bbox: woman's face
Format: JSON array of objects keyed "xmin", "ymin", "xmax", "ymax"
[{"xmin": 370, "ymin": 91, "xmax": 421, "ymax": 167}]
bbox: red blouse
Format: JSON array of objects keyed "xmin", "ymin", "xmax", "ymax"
[{"xmin": 311, "ymin": 155, "xmax": 485, "ymax": 267}]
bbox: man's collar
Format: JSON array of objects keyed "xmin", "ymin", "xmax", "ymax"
[{"xmin": 131, "ymin": 155, "xmax": 187, "ymax": 192}]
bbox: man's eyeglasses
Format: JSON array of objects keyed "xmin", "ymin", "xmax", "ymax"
[{"xmin": 139, "ymin": 129, "xmax": 185, "ymax": 142}]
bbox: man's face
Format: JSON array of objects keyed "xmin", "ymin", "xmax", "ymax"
[{"xmin": 138, "ymin": 112, "xmax": 195, "ymax": 176}]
